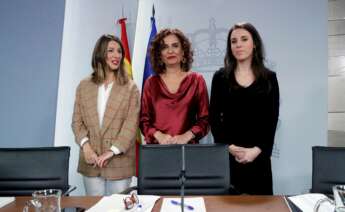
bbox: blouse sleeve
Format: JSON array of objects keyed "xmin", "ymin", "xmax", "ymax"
[
  {"xmin": 139, "ymin": 79, "xmax": 158, "ymax": 144},
  {"xmin": 190, "ymin": 75, "xmax": 209, "ymax": 140},
  {"xmin": 256, "ymin": 73, "xmax": 280, "ymax": 157},
  {"xmin": 209, "ymin": 70, "xmax": 227, "ymax": 143}
]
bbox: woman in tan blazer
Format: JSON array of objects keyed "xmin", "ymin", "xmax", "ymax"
[{"xmin": 72, "ymin": 35, "xmax": 140, "ymax": 196}]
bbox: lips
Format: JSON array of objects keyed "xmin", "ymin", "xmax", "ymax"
[
  {"xmin": 112, "ymin": 60, "xmax": 120, "ymax": 65},
  {"xmin": 235, "ymin": 50, "xmax": 244, "ymax": 55},
  {"xmin": 167, "ymin": 55, "xmax": 177, "ymax": 60}
]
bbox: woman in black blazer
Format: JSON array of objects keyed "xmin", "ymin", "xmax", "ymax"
[{"xmin": 209, "ymin": 22, "xmax": 280, "ymax": 195}]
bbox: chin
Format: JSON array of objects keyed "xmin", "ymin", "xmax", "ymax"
[
  {"xmin": 110, "ymin": 66, "xmax": 119, "ymax": 70},
  {"xmin": 166, "ymin": 61, "xmax": 180, "ymax": 66},
  {"xmin": 236, "ymin": 57, "xmax": 251, "ymax": 63}
]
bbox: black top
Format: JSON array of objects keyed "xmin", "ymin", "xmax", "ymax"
[{"xmin": 209, "ymin": 68, "xmax": 280, "ymax": 194}]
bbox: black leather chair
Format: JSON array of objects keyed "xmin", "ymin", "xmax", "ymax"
[
  {"xmin": 311, "ymin": 146, "xmax": 345, "ymax": 195},
  {"xmin": 137, "ymin": 144, "xmax": 230, "ymax": 195},
  {"xmin": 0, "ymin": 146, "xmax": 75, "ymax": 196}
]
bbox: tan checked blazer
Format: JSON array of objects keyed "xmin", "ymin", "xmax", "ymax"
[{"xmin": 72, "ymin": 77, "xmax": 140, "ymax": 180}]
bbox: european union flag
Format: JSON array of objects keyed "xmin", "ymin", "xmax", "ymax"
[{"xmin": 142, "ymin": 14, "xmax": 157, "ymax": 91}]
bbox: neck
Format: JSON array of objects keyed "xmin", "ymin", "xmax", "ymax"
[
  {"xmin": 104, "ymin": 70, "xmax": 115, "ymax": 84},
  {"xmin": 164, "ymin": 65, "xmax": 183, "ymax": 76},
  {"xmin": 235, "ymin": 59, "xmax": 252, "ymax": 74}
]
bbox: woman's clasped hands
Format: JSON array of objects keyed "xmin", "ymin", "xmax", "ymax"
[
  {"xmin": 229, "ymin": 144, "xmax": 262, "ymax": 164},
  {"xmin": 82, "ymin": 142, "xmax": 114, "ymax": 168}
]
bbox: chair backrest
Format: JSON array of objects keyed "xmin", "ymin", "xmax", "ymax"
[
  {"xmin": 311, "ymin": 146, "xmax": 345, "ymax": 195},
  {"xmin": 0, "ymin": 146, "xmax": 70, "ymax": 196},
  {"xmin": 138, "ymin": 144, "xmax": 230, "ymax": 195}
]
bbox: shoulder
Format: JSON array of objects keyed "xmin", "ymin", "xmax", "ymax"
[
  {"xmin": 189, "ymin": 71, "xmax": 205, "ymax": 82},
  {"xmin": 188, "ymin": 72, "xmax": 208, "ymax": 88},
  {"xmin": 212, "ymin": 67, "xmax": 227, "ymax": 81},
  {"xmin": 145, "ymin": 75, "xmax": 159, "ymax": 84},
  {"xmin": 123, "ymin": 80, "xmax": 140, "ymax": 101},
  {"xmin": 143, "ymin": 75, "xmax": 160, "ymax": 89},
  {"xmin": 262, "ymin": 69, "xmax": 279, "ymax": 93},
  {"xmin": 77, "ymin": 77, "xmax": 95, "ymax": 90},
  {"xmin": 124, "ymin": 79, "xmax": 137, "ymax": 88},
  {"xmin": 264, "ymin": 69, "xmax": 277, "ymax": 80}
]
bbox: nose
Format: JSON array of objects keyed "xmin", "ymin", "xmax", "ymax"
[
  {"xmin": 235, "ymin": 42, "xmax": 242, "ymax": 48},
  {"xmin": 113, "ymin": 52, "xmax": 121, "ymax": 59}
]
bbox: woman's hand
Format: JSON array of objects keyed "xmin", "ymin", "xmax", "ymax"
[
  {"xmin": 154, "ymin": 131, "xmax": 173, "ymax": 144},
  {"xmin": 229, "ymin": 144, "xmax": 244, "ymax": 160},
  {"xmin": 229, "ymin": 145, "xmax": 262, "ymax": 164},
  {"xmin": 171, "ymin": 131, "xmax": 195, "ymax": 144},
  {"xmin": 82, "ymin": 142, "xmax": 98, "ymax": 167},
  {"xmin": 97, "ymin": 151, "xmax": 114, "ymax": 168}
]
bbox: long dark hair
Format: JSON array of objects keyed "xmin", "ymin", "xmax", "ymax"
[
  {"xmin": 91, "ymin": 34, "xmax": 128, "ymax": 85},
  {"xmin": 224, "ymin": 22, "xmax": 270, "ymax": 91}
]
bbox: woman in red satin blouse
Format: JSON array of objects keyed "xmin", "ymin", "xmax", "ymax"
[{"xmin": 140, "ymin": 28, "xmax": 209, "ymax": 144}]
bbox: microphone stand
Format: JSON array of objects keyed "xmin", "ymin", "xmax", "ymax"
[{"xmin": 180, "ymin": 145, "xmax": 186, "ymax": 212}]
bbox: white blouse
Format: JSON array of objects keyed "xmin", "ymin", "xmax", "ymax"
[{"xmin": 80, "ymin": 82, "xmax": 120, "ymax": 155}]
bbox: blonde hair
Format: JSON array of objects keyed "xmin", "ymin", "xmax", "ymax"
[{"xmin": 91, "ymin": 34, "xmax": 128, "ymax": 85}]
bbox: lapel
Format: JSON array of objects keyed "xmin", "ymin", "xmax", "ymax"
[
  {"xmin": 100, "ymin": 81, "xmax": 124, "ymax": 136},
  {"xmin": 84, "ymin": 81, "xmax": 101, "ymax": 135}
]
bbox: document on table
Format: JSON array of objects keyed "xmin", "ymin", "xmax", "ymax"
[
  {"xmin": 0, "ymin": 197, "xmax": 15, "ymax": 208},
  {"xmin": 86, "ymin": 194, "xmax": 160, "ymax": 212},
  {"xmin": 161, "ymin": 197, "xmax": 206, "ymax": 212},
  {"xmin": 288, "ymin": 193, "xmax": 335, "ymax": 212}
]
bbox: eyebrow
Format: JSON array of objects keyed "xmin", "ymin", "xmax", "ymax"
[
  {"xmin": 164, "ymin": 41, "xmax": 180, "ymax": 45},
  {"xmin": 231, "ymin": 35, "xmax": 248, "ymax": 40}
]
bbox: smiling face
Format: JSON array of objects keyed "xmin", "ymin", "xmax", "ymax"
[
  {"xmin": 105, "ymin": 40, "xmax": 123, "ymax": 71},
  {"xmin": 230, "ymin": 28, "xmax": 255, "ymax": 63},
  {"xmin": 160, "ymin": 34, "xmax": 184, "ymax": 67}
]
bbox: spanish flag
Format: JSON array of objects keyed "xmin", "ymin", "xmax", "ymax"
[
  {"xmin": 118, "ymin": 18, "xmax": 132, "ymax": 78},
  {"xmin": 118, "ymin": 18, "xmax": 142, "ymax": 176}
]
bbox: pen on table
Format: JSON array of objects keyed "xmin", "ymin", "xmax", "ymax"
[
  {"xmin": 133, "ymin": 203, "xmax": 152, "ymax": 212},
  {"xmin": 170, "ymin": 200, "xmax": 194, "ymax": 210}
]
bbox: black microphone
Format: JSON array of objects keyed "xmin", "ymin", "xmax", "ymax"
[{"xmin": 180, "ymin": 145, "xmax": 186, "ymax": 212}]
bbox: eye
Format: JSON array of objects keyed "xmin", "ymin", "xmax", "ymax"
[
  {"xmin": 172, "ymin": 43, "xmax": 180, "ymax": 48},
  {"xmin": 161, "ymin": 44, "xmax": 168, "ymax": 50},
  {"xmin": 117, "ymin": 48, "xmax": 122, "ymax": 54},
  {"xmin": 107, "ymin": 48, "xmax": 114, "ymax": 53},
  {"xmin": 231, "ymin": 39, "xmax": 237, "ymax": 44}
]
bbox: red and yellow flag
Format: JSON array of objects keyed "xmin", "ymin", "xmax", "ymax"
[
  {"xmin": 118, "ymin": 18, "xmax": 133, "ymax": 78},
  {"xmin": 118, "ymin": 18, "xmax": 142, "ymax": 176}
]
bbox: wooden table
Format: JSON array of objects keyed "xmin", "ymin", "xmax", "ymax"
[{"xmin": 0, "ymin": 195, "xmax": 291, "ymax": 212}]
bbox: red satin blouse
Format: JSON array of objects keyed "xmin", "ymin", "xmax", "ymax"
[{"xmin": 140, "ymin": 72, "xmax": 209, "ymax": 144}]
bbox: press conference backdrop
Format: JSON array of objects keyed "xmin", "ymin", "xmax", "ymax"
[
  {"xmin": 134, "ymin": 0, "xmax": 327, "ymax": 195},
  {"xmin": 0, "ymin": 0, "xmax": 65, "ymax": 147},
  {"xmin": 54, "ymin": 0, "xmax": 327, "ymax": 195},
  {"xmin": 54, "ymin": 0, "xmax": 138, "ymax": 195}
]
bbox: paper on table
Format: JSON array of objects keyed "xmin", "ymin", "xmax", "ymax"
[
  {"xmin": 86, "ymin": 194, "xmax": 160, "ymax": 212},
  {"xmin": 0, "ymin": 197, "xmax": 15, "ymax": 208},
  {"xmin": 288, "ymin": 193, "xmax": 335, "ymax": 212},
  {"xmin": 161, "ymin": 197, "xmax": 206, "ymax": 212}
]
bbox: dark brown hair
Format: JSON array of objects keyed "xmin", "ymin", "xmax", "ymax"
[
  {"xmin": 150, "ymin": 28, "xmax": 193, "ymax": 74},
  {"xmin": 91, "ymin": 34, "xmax": 128, "ymax": 85},
  {"xmin": 224, "ymin": 22, "xmax": 271, "ymax": 90}
]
